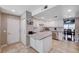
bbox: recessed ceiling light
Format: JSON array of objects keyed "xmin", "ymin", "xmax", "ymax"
[
  {"xmin": 68, "ymin": 9, "xmax": 72, "ymax": 12},
  {"xmin": 11, "ymin": 9, "xmax": 16, "ymax": 12}
]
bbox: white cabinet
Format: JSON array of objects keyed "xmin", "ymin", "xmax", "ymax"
[
  {"xmin": 58, "ymin": 32, "xmax": 63, "ymax": 40},
  {"xmin": 30, "ymin": 35, "xmax": 52, "ymax": 53},
  {"xmin": 35, "ymin": 39, "xmax": 43, "ymax": 52},
  {"xmin": 43, "ymin": 36, "xmax": 52, "ymax": 52},
  {"xmin": 30, "ymin": 38, "xmax": 36, "ymax": 49},
  {"xmin": 30, "ymin": 38, "xmax": 43, "ymax": 52}
]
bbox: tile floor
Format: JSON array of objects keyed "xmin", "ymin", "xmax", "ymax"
[
  {"xmin": 50, "ymin": 40, "xmax": 79, "ymax": 53},
  {"xmin": 1, "ymin": 43, "xmax": 37, "ymax": 53},
  {"xmin": 1, "ymin": 40, "xmax": 79, "ymax": 53}
]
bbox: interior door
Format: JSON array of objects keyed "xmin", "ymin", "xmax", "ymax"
[{"xmin": 7, "ymin": 15, "xmax": 20, "ymax": 44}]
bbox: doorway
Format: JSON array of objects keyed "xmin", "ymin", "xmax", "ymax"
[{"xmin": 64, "ymin": 18, "xmax": 75, "ymax": 42}]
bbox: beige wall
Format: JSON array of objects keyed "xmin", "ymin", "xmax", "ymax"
[{"xmin": 1, "ymin": 13, "xmax": 7, "ymax": 45}]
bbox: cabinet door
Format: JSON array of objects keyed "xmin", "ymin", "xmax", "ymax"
[
  {"xmin": 43, "ymin": 36, "xmax": 52, "ymax": 52},
  {"xmin": 30, "ymin": 38, "xmax": 36, "ymax": 49},
  {"xmin": 35, "ymin": 39, "xmax": 43, "ymax": 52}
]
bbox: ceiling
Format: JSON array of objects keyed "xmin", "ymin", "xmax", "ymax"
[
  {"xmin": 62, "ymin": 5, "xmax": 78, "ymax": 18},
  {"xmin": 34, "ymin": 5, "xmax": 62, "ymax": 21},
  {"xmin": 0, "ymin": 5, "xmax": 43, "ymax": 16},
  {"xmin": 34, "ymin": 5, "xmax": 79, "ymax": 21},
  {"xmin": 0, "ymin": 5, "xmax": 79, "ymax": 20}
]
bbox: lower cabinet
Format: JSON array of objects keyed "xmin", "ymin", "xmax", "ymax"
[
  {"xmin": 35, "ymin": 39, "xmax": 43, "ymax": 52},
  {"xmin": 30, "ymin": 35, "xmax": 52, "ymax": 53},
  {"xmin": 30, "ymin": 38, "xmax": 36, "ymax": 49}
]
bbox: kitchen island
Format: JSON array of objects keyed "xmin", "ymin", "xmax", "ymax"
[{"xmin": 30, "ymin": 31, "xmax": 52, "ymax": 53}]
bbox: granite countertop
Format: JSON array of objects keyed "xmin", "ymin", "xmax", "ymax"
[{"xmin": 30, "ymin": 31, "xmax": 52, "ymax": 40}]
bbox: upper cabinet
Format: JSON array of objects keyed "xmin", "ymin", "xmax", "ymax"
[
  {"xmin": 48, "ymin": 20, "xmax": 63, "ymax": 27},
  {"xmin": 33, "ymin": 19, "xmax": 63, "ymax": 28}
]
